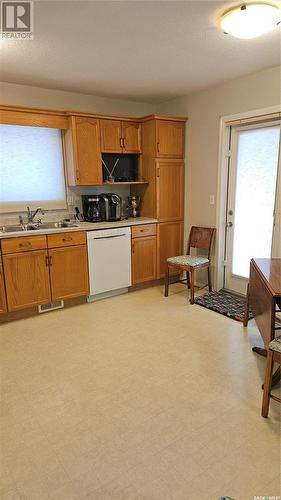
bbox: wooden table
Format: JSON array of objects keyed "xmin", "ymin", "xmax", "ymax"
[{"xmin": 244, "ymin": 258, "xmax": 281, "ymax": 385}]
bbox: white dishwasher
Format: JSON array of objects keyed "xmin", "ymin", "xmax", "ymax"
[{"xmin": 87, "ymin": 227, "xmax": 132, "ymax": 301}]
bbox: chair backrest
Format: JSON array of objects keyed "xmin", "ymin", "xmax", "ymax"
[{"xmin": 187, "ymin": 226, "xmax": 216, "ymax": 259}]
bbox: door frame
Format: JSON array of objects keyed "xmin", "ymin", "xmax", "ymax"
[{"xmin": 215, "ymin": 105, "xmax": 281, "ymax": 292}]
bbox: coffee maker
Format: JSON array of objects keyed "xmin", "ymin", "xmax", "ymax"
[
  {"xmin": 82, "ymin": 195, "xmax": 103, "ymax": 222},
  {"xmin": 99, "ymin": 193, "xmax": 122, "ymax": 221},
  {"xmin": 82, "ymin": 193, "xmax": 122, "ymax": 222}
]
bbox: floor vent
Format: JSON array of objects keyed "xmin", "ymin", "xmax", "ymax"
[{"xmin": 38, "ymin": 300, "xmax": 64, "ymax": 313}]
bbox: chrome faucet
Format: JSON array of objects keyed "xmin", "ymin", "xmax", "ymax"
[{"xmin": 26, "ymin": 206, "xmax": 45, "ymax": 224}]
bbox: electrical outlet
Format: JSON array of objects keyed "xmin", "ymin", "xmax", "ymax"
[{"xmin": 209, "ymin": 195, "xmax": 215, "ymax": 205}]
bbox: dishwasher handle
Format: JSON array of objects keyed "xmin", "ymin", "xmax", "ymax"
[{"xmin": 93, "ymin": 234, "xmax": 128, "ymax": 240}]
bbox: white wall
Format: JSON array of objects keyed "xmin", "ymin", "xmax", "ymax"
[
  {"xmin": 0, "ymin": 81, "xmax": 156, "ymax": 116},
  {"xmin": 157, "ymin": 65, "xmax": 281, "ymax": 240}
]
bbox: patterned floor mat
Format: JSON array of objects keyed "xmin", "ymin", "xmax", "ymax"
[{"xmin": 194, "ymin": 290, "xmax": 253, "ymax": 322}]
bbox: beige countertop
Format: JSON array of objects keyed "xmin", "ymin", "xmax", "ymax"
[{"xmin": 0, "ymin": 217, "xmax": 158, "ymax": 239}]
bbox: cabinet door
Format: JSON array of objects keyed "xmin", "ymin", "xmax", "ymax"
[
  {"xmin": 100, "ymin": 119, "xmax": 122, "ymax": 153},
  {"xmin": 73, "ymin": 117, "xmax": 102, "ymax": 185},
  {"xmin": 156, "ymin": 161, "xmax": 184, "ymax": 222},
  {"xmin": 156, "ymin": 120, "xmax": 185, "ymax": 158},
  {"xmin": 0, "ymin": 259, "xmax": 7, "ymax": 314},
  {"xmin": 122, "ymin": 122, "xmax": 141, "ymax": 153},
  {"xmin": 49, "ymin": 245, "xmax": 89, "ymax": 300},
  {"xmin": 3, "ymin": 250, "xmax": 51, "ymax": 311},
  {"xmin": 132, "ymin": 236, "xmax": 157, "ymax": 284},
  {"xmin": 157, "ymin": 221, "xmax": 184, "ymax": 278}
]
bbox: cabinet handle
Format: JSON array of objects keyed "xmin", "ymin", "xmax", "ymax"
[
  {"xmin": 19, "ymin": 241, "xmax": 31, "ymax": 247},
  {"xmin": 157, "ymin": 142, "xmax": 160, "ymax": 153},
  {"xmin": 45, "ymin": 255, "xmax": 49, "ymax": 267},
  {"xmin": 122, "ymin": 137, "xmax": 126, "ymax": 148},
  {"xmin": 76, "ymin": 169, "xmax": 80, "ymax": 181},
  {"xmin": 62, "ymin": 236, "xmax": 73, "ymax": 242},
  {"xmin": 140, "ymin": 228, "xmax": 149, "ymax": 232},
  {"xmin": 157, "ymin": 167, "xmax": 160, "ymax": 177},
  {"xmin": 49, "ymin": 255, "xmax": 52, "ymax": 266},
  {"xmin": 120, "ymin": 137, "xmax": 123, "ymax": 149}
]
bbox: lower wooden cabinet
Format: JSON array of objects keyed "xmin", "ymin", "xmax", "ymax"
[
  {"xmin": 1, "ymin": 231, "xmax": 89, "ymax": 313},
  {"xmin": 157, "ymin": 221, "xmax": 184, "ymax": 278},
  {"xmin": 3, "ymin": 250, "xmax": 51, "ymax": 311},
  {"xmin": 132, "ymin": 235, "xmax": 157, "ymax": 284},
  {"xmin": 0, "ymin": 258, "xmax": 7, "ymax": 314},
  {"xmin": 48, "ymin": 245, "xmax": 89, "ymax": 300}
]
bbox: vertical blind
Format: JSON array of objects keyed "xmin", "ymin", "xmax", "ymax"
[{"xmin": 0, "ymin": 124, "xmax": 67, "ymax": 212}]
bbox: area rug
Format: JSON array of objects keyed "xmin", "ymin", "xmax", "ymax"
[{"xmin": 194, "ymin": 290, "xmax": 253, "ymax": 322}]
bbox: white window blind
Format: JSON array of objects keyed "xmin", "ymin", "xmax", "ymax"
[{"xmin": 0, "ymin": 124, "xmax": 67, "ymax": 212}]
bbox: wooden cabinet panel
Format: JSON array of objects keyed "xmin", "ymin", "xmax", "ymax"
[
  {"xmin": 156, "ymin": 161, "xmax": 184, "ymax": 222},
  {"xmin": 156, "ymin": 120, "xmax": 185, "ymax": 158},
  {"xmin": 157, "ymin": 221, "xmax": 184, "ymax": 278},
  {"xmin": 122, "ymin": 122, "xmax": 141, "ymax": 153},
  {"xmin": 132, "ymin": 236, "xmax": 156, "ymax": 284},
  {"xmin": 1, "ymin": 235, "xmax": 47, "ymax": 254},
  {"xmin": 100, "ymin": 119, "xmax": 122, "ymax": 153},
  {"xmin": 131, "ymin": 223, "xmax": 156, "ymax": 238},
  {"xmin": 3, "ymin": 250, "xmax": 51, "ymax": 311},
  {"xmin": 68, "ymin": 116, "xmax": 102, "ymax": 186},
  {"xmin": 49, "ymin": 245, "xmax": 89, "ymax": 300},
  {"xmin": 47, "ymin": 231, "xmax": 86, "ymax": 249},
  {"xmin": 0, "ymin": 258, "xmax": 7, "ymax": 314}
]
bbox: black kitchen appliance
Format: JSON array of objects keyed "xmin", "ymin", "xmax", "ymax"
[
  {"xmin": 82, "ymin": 195, "xmax": 103, "ymax": 222},
  {"xmin": 99, "ymin": 193, "xmax": 122, "ymax": 221},
  {"xmin": 82, "ymin": 193, "xmax": 122, "ymax": 222}
]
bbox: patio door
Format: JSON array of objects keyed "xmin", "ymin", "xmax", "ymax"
[{"xmin": 224, "ymin": 121, "xmax": 280, "ymax": 295}]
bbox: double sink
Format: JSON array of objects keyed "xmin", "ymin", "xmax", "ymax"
[{"xmin": 0, "ymin": 221, "xmax": 78, "ymax": 234}]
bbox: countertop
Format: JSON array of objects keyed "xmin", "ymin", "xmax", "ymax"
[{"xmin": 0, "ymin": 217, "xmax": 158, "ymax": 239}]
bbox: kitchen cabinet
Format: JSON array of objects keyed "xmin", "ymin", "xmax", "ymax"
[
  {"xmin": 48, "ymin": 245, "xmax": 89, "ymax": 301},
  {"xmin": 1, "ymin": 231, "xmax": 89, "ymax": 313},
  {"xmin": 3, "ymin": 250, "xmax": 51, "ymax": 311},
  {"xmin": 100, "ymin": 119, "xmax": 141, "ymax": 154},
  {"xmin": 157, "ymin": 221, "xmax": 184, "ymax": 279},
  {"xmin": 0, "ymin": 258, "xmax": 7, "ymax": 314},
  {"xmin": 131, "ymin": 224, "xmax": 157, "ymax": 284},
  {"xmin": 65, "ymin": 116, "xmax": 102, "ymax": 186},
  {"xmin": 156, "ymin": 160, "xmax": 184, "ymax": 222},
  {"xmin": 156, "ymin": 120, "xmax": 185, "ymax": 158}
]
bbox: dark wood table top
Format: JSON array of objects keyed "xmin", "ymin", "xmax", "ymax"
[{"xmin": 252, "ymin": 258, "xmax": 281, "ymax": 297}]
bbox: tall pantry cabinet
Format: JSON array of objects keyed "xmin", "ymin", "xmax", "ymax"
[{"xmin": 140, "ymin": 115, "xmax": 186, "ymax": 278}]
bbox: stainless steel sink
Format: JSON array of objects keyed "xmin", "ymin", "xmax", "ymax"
[{"xmin": 0, "ymin": 221, "xmax": 78, "ymax": 233}]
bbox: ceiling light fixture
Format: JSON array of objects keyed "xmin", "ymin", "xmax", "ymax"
[{"xmin": 219, "ymin": 3, "xmax": 280, "ymax": 39}]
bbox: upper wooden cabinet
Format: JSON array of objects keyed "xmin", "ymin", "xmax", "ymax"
[
  {"xmin": 0, "ymin": 258, "xmax": 7, "ymax": 314},
  {"xmin": 156, "ymin": 120, "xmax": 185, "ymax": 158},
  {"xmin": 65, "ymin": 116, "xmax": 102, "ymax": 186},
  {"xmin": 122, "ymin": 122, "xmax": 141, "ymax": 153},
  {"xmin": 141, "ymin": 116, "xmax": 186, "ymax": 159},
  {"xmin": 100, "ymin": 119, "xmax": 141, "ymax": 154}
]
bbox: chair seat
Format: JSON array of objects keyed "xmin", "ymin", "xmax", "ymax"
[
  {"xmin": 167, "ymin": 255, "xmax": 209, "ymax": 267},
  {"xmin": 269, "ymin": 335, "xmax": 281, "ymax": 354}
]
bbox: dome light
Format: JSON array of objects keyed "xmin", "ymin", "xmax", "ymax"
[{"xmin": 220, "ymin": 3, "xmax": 280, "ymax": 39}]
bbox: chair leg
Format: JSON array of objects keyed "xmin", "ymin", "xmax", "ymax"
[
  {"xmin": 207, "ymin": 266, "xmax": 212, "ymax": 292},
  {"xmin": 164, "ymin": 263, "xmax": 170, "ymax": 297},
  {"xmin": 186, "ymin": 271, "xmax": 190, "ymax": 289},
  {"xmin": 262, "ymin": 350, "xmax": 274, "ymax": 418},
  {"xmin": 190, "ymin": 269, "xmax": 195, "ymax": 304}
]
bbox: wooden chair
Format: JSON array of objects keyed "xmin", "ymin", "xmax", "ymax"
[
  {"xmin": 261, "ymin": 335, "xmax": 281, "ymax": 418},
  {"xmin": 164, "ymin": 226, "xmax": 216, "ymax": 304}
]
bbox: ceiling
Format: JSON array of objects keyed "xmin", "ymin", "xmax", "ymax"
[{"xmin": 1, "ymin": 0, "xmax": 280, "ymax": 103}]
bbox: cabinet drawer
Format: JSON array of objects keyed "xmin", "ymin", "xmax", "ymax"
[
  {"xmin": 132, "ymin": 224, "xmax": 156, "ymax": 238},
  {"xmin": 47, "ymin": 231, "xmax": 86, "ymax": 248},
  {"xmin": 1, "ymin": 235, "xmax": 47, "ymax": 254}
]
